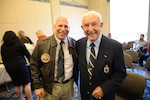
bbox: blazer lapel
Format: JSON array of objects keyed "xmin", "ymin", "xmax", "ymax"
[
  {"xmin": 79, "ymin": 38, "xmax": 90, "ymax": 79},
  {"xmin": 93, "ymin": 35, "xmax": 110, "ymax": 74}
]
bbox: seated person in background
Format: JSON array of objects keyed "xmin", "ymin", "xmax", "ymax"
[
  {"xmin": 18, "ymin": 30, "xmax": 34, "ymax": 44},
  {"xmin": 134, "ymin": 34, "xmax": 148, "ymax": 66},
  {"xmin": 145, "ymin": 41, "xmax": 150, "ymax": 59},
  {"xmin": 122, "ymin": 41, "xmax": 135, "ymax": 50},
  {"xmin": 108, "ymin": 33, "xmax": 111, "ymax": 38},
  {"xmin": 134, "ymin": 34, "xmax": 148, "ymax": 51},
  {"xmin": 138, "ymin": 41, "xmax": 150, "ymax": 66},
  {"xmin": 122, "ymin": 42, "xmax": 133, "ymax": 50},
  {"xmin": 35, "ymin": 29, "xmax": 47, "ymax": 44}
]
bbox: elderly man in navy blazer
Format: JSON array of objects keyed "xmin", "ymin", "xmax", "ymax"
[{"xmin": 76, "ymin": 11, "xmax": 127, "ymax": 100}]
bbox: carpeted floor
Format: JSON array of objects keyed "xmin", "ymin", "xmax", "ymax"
[
  {"xmin": 143, "ymin": 80, "xmax": 150, "ymax": 100},
  {"xmin": 0, "ymin": 80, "xmax": 150, "ymax": 100},
  {"xmin": 0, "ymin": 82, "xmax": 81, "ymax": 100}
]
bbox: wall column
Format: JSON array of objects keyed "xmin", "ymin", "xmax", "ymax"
[
  {"xmin": 50, "ymin": 0, "xmax": 61, "ymax": 32},
  {"xmin": 88, "ymin": 0, "xmax": 110, "ymax": 36}
]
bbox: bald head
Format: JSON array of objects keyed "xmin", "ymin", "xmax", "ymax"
[{"xmin": 55, "ymin": 17, "xmax": 70, "ymax": 26}]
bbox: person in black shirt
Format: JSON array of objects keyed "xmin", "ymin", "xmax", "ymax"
[{"xmin": 1, "ymin": 31, "xmax": 33, "ymax": 100}]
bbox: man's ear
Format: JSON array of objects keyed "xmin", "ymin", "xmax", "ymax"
[
  {"xmin": 101, "ymin": 22, "xmax": 103, "ymax": 27},
  {"xmin": 81, "ymin": 25, "xmax": 83, "ymax": 29}
]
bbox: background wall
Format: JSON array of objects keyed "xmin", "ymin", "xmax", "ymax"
[
  {"xmin": 0, "ymin": 0, "xmax": 110, "ymax": 45},
  {"xmin": 60, "ymin": 0, "xmax": 89, "ymax": 39},
  {"xmin": 0, "ymin": 0, "xmax": 52, "ymax": 44},
  {"xmin": 88, "ymin": 0, "xmax": 110, "ymax": 35}
]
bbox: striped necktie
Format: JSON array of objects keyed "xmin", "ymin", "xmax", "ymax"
[
  {"xmin": 56, "ymin": 41, "xmax": 65, "ymax": 83},
  {"xmin": 88, "ymin": 43, "xmax": 96, "ymax": 78}
]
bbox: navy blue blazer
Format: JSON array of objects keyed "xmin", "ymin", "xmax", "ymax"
[{"xmin": 76, "ymin": 35, "xmax": 127, "ymax": 100}]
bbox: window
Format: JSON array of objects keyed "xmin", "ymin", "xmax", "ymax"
[{"xmin": 110, "ymin": 0, "xmax": 149, "ymax": 43}]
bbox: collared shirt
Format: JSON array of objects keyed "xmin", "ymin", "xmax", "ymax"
[
  {"xmin": 86, "ymin": 33, "xmax": 102, "ymax": 64},
  {"xmin": 54, "ymin": 36, "xmax": 73, "ymax": 81},
  {"xmin": 134, "ymin": 40, "xmax": 148, "ymax": 51}
]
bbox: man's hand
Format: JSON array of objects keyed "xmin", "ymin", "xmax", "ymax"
[
  {"xmin": 35, "ymin": 88, "xmax": 45, "ymax": 98},
  {"xmin": 92, "ymin": 86, "xmax": 104, "ymax": 99}
]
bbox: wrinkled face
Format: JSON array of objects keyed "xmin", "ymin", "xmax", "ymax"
[
  {"xmin": 54, "ymin": 17, "xmax": 70, "ymax": 40},
  {"xmin": 81, "ymin": 14, "xmax": 103, "ymax": 41}
]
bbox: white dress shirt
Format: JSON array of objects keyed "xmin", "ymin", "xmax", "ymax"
[{"xmin": 54, "ymin": 36, "xmax": 73, "ymax": 81}]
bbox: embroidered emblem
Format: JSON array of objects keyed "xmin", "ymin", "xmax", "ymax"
[
  {"xmin": 41, "ymin": 53, "xmax": 50, "ymax": 63},
  {"xmin": 104, "ymin": 64, "xmax": 109, "ymax": 73}
]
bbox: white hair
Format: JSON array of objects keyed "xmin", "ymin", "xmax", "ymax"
[{"xmin": 81, "ymin": 10, "xmax": 103, "ymax": 22}]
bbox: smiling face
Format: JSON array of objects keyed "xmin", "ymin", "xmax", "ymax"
[
  {"xmin": 81, "ymin": 12, "xmax": 103, "ymax": 41},
  {"xmin": 54, "ymin": 17, "xmax": 70, "ymax": 40}
]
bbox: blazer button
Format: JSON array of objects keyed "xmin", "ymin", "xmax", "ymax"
[
  {"xmin": 89, "ymin": 83, "xmax": 92, "ymax": 85},
  {"xmin": 89, "ymin": 77, "xmax": 92, "ymax": 80},
  {"xmin": 87, "ymin": 92, "xmax": 90, "ymax": 94}
]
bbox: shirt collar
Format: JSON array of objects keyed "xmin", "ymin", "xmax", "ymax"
[
  {"xmin": 54, "ymin": 35, "xmax": 67, "ymax": 44},
  {"xmin": 87, "ymin": 33, "xmax": 102, "ymax": 48}
]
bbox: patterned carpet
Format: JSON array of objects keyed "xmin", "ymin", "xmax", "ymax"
[
  {"xmin": 0, "ymin": 82, "xmax": 81, "ymax": 100},
  {"xmin": 143, "ymin": 80, "xmax": 150, "ymax": 100},
  {"xmin": 0, "ymin": 81, "xmax": 150, "ymax": 100}
]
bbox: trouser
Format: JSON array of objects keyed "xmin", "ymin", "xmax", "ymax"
[{"xmin": 39, "ymin": 79, "xmax": 74, "ymax": 100}]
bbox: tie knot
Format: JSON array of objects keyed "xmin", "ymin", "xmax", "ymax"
[
  {"xmin": 60, "ymin": 41, "xmax": 64, "ymax": 45},
  {"xmin": 90, "ymin": 43, "xmax": 95, "ymax": 47}
]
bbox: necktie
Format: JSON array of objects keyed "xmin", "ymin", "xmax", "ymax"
[
  {"xmin": 88, "ymin": 43, "xmax": 96, "ymax": 78},
  {"xmin": 57, "ymin": 41, "xmax": 65, "ymax": 83}
]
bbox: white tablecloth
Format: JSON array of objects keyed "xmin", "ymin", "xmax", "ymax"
[{"xmin": 0, "ymin": 64, "xmax": 11, "ymax": 84}]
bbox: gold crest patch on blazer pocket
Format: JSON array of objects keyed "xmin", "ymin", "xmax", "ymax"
[{"xmin": 104, "ymin": 64, "xmax": 109, "ymax": 73}]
